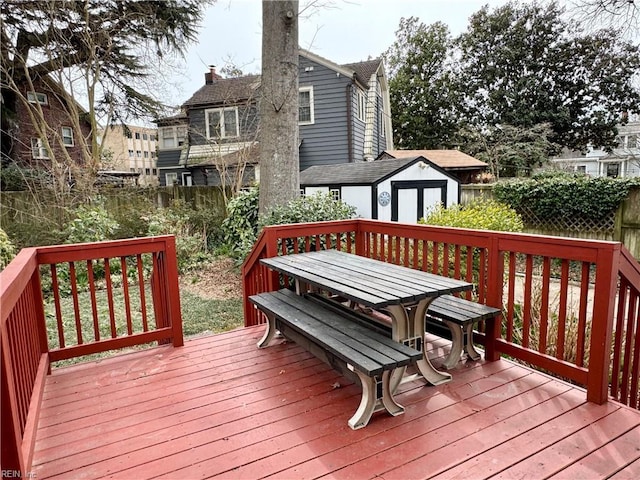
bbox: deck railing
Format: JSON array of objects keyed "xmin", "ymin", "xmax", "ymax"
[
  {"xmin": 0, "ymin": 235, "xmax": 183, "ymax": 475},
  {"xmin": 242, "ymin": 219, "xmax": 639, "ymax": 410}
]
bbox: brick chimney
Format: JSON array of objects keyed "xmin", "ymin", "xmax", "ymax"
[{"xmin": 205, "ymin": 65, "xmax": 222, "ymax": 85}]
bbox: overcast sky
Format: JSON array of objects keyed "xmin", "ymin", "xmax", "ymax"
[{"xmin": 173, "ymin": 0, "xmax": 512, "ymax": 104}]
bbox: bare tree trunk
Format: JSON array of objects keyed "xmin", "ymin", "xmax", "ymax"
[{"xmin": 259, "ymin": 0, "xmax": 300, "ymax": 215}]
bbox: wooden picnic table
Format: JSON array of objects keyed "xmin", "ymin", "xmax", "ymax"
[{"xmin": 260, "ymin": 249, "xmax": 473, "ymax": 388}]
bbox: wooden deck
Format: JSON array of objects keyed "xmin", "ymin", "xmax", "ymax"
[{"xmin": 32, "ymin": 326, "xmax": 640, "ymax": 480}]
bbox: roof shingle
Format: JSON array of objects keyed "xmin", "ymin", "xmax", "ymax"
[
  {"xmin": 182, "ymin": 75, "xmax": 260, "ymax": 108},
  {"xmin": 300, "ymin": 157, "xmax": 421, "ymax": 186},
  {"xmin": 381, "ymin": 150, "xmax": 487, "ymax": 169}
]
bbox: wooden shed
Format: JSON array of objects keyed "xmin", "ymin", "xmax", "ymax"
[{"xmin": 300, "ymin": 156, "xmax": 460, "ymax": 223}]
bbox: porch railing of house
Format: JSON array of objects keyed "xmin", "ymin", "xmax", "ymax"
[
  {"xmin": 242, "ymin": 219, "xmax": 640, "ymax": 412},
  {"xmin": 1, "ymin": 235, "xmax": 183, "ymax": 476}
]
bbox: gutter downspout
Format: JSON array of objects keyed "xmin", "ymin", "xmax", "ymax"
[{"xmin": 346, "ymin": 82, "xmax": 354, "ymax": 163}]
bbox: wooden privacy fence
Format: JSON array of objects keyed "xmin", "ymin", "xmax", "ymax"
[
  {"xmin": 242, "ymin": 219, "xmax": 640, "ymax": 411},
  {"xmin": 1, "ymin": 235, "xmax": 183, "ymax": 475}
]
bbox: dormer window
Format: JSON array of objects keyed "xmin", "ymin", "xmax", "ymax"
[{"xmin": 27, "ymin": 91, "xmax": 48, "ymax": 105}]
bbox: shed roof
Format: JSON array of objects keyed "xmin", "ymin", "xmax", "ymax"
[
  {"xmin": 380, "ymin": 150, "xmax": 487, "ymax": 169},
  {"xmin": 300, "ymin": 157, "xmax": 425, "ymax": 186}
]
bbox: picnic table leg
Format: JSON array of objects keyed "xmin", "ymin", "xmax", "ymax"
[
  {"xmin": 464, "ymin": 323, "xmax": 482, "ymax": 361},
  {"xmin": 412, "ymin": 298, "xmax": 452, "ymax": 385},
  {"xmin": 256, "ymin": 311, "xmax": 277, "ymax": 348},
  {"xmin": 348, "ymin": 369, "xmax": 404, "ymax": 430},
  {"xmin": 385, "ymin": 302, "xmax": 452, "ymax": 390},
  {"xmin": 441, "ymin": 319, "xmax": 465, "ymax": 369},
  {"xmin": 385, "ymin": 305, "xmax": 409, "ymax": 391}
]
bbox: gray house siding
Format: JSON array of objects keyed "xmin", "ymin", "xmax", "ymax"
[
  {"xmin": 158, "ymin": 167, "xmax": 187, "ymax": 186},
  {"xmin": 157, "ymin": 149, "xmax": 182, "ymax": 169},
  {"xmin": 298, "ymin": 56, "xmax": 351, "ymax": 171},
  {"xmin": 188, "ymin": 165, "xmax": 256, "ymax": 187}
]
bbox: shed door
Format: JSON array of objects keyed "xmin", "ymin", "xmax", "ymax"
[{"xmin": 391, "ymin": 180, "xmax": 447, "ymax": 222}]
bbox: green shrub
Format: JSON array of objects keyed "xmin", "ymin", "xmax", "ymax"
[
  {"xmin": 145, "ymin": 200, "xmax": 214, "ymax": 271},
  {"xmin": 420, "ymin": 199, "xmax": 524, "ymax": 232},
  {"xmin": 110, "ymin": 194, "xmax": 156, "ymax": 240},
  {"xmin": 62, "ymin": 202, "xmax": 119, "ymax": 244},
  {"xmin": 493, "ymin": 174, "xmax": 639, "ymax": 223},
  {"xmin": 260, "ymin": 192, "xmax": 356, "ymax": 227},
  {"xmin": 0, "ymin": 228, "xmax": 16, "ymax": 269},
  {"xmin": 221, "ymin": 189, "xmax": 357, "ymax": 261},
  {"xmin": 221, "ymin": 187, "xmax": 260, "ymax": 259}
]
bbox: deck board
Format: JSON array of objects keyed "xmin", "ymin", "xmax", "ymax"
[{"xmin": 32, "ymin": 326, "xmax": 640, "ymax": 479}]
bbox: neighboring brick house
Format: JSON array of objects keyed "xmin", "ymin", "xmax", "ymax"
[
  {"xmin": 101, "ymin": 124, "xmax": 159, "ymax": 186},
  {"xmin": 156, "ymin": 49, "xmax": 393, "ymax": 186},
  {"xmin": 7, "ymin": 76, "xmax": 91, "ymax": 173}
]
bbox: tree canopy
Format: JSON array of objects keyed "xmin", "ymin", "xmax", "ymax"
[
  {"xmin": 1, "ymin": 0, "xmax": 211, "ymax": 184},
  {"xmin": 457, "ymin": 1, "xmax": 640, "ymax": 153},
  {"xmin": 385, "ymin": 1, "xmax": 640, "ymax": 176},
  {"xmin": 384, "ymin": 18, "xmax": 459, "ymax": 150}
]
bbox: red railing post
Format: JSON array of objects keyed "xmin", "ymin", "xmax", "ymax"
[
  {"xmin": 484, "ymin": 234, "xmax": 504, "ymax": 361},
  {"xmin": 355, "ymin": 220, "xmax": 366, "ymax": 257},
  {"xmin": 587, "ymin": 243, "xmax": 620, "ymax": 404},
  {"xmin": 164, "ymin": 236, "xmax": 184, "ymax": 347},
  {"xmin": 265, "ymin": 228, "xmax": 279, "ymax": 292},
  {"xmin": 32, "ymin": 268, "xmax": 50, "ymax": 373},
  {"xmin": 1, "ymin": 332, "xmax": 25, "ymax": 475}
]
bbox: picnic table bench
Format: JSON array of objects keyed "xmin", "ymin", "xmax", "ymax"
[
  {"xmin": 426, "ymin": 295, "xmax": 502, "ymax": 369},
  {"xmin": 249, "ymin": 288, "xmax": 423, "ymax": 430}
]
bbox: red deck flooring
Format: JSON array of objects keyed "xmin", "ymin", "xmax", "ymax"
[{"xmin": 32, "ymin": 326, "xmax": 640, "ymax": 479}]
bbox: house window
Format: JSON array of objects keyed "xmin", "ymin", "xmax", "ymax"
[
  {"xmin": 152, "ymin": 168, "xmax": 157, "ymax": 175},
  {"xmin": 379, "ymin": 110, "xmax": 386, "ymax": 138},
  {"xmin": 27, "ymin": 91, "xmax": 48, "ymax": 105},
  {"xmin": 61, "ymin": 126, "xmax": 74, "ymax": 147},
  {"xmin": 628, "ymin": 134, "xmax": 638, "ymax": 149},
  {"xmin": 136, "ymin": 150, "xmax": 142, "ymax": 157},
  {"xmin": 135, "ymin": 132, "xmax": 141, "ymax": 140},
  {"xmin": 606, "ymin": 162, "xmax": 620, "ymax": 178},
  {"xmin": 128, "ymin": 149, "xmax": 134, "ymax": 157},
  {"xmin": 165, "ymin": 172, "xmax": 178, "ymax": 185},
  {"xmin": 206, "ymin": 107, "xmax": 239, "ymax": 139},
  {"xmin": 161, "ymin": 127, "xmax": 175, "ymax": 148},
  {"xmin": 125, "ymin": 130, "xmax": 132, "ymax": 139},
  {"xmin": 144, "ymin": 151, "xmax": 149, "ymax": 158},
  {"xmin": 329, "ymin": 188, "xmax": 340, "ymax": 201},
  {"xmin": 143, "ymin": 133, "xmax": 148, "ymax": 141},
  {"xmin": 150, "ymin": 134, "xmax": 157, "ymax": 142},
  {"xmin": 145, "ymin": 168, "xmax": 151, "ymax": 175},
  {"xmin": 575, "ymin": 165, "xmax": 586, "ymax": 174},
  {"xmin": 177, "ymin": 127, "xmax": 187, "ymax": 146},
  {"xmin": 299, "ymin": 86, "xmax": 314, "ymax": 125},
  {"xmin": 31, "ymin": 138, "xmax": 49, "ymax": 159},
  {"xmin": 357, "ymin": 90, "xmax": 366, "ymax": 121}
]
